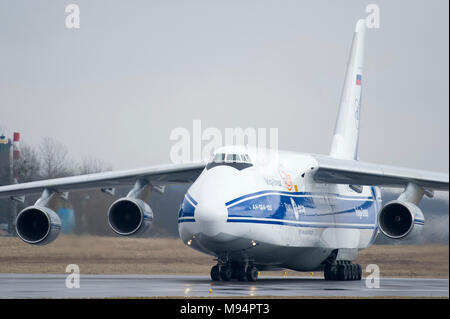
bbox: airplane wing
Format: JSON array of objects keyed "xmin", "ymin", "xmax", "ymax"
[
  {"xmin": 312, "ymin": 154, "xmax": 449, "ymax": 191},
  {"xmin": 0, "ymin": 162, "xmax": 206, "ymax": 199}
]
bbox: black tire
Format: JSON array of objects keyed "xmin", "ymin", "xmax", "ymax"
[
  {"xmin": 324, "ymin": 265, "xmax": 331, "ymax": 280},
  {"xmin": 329, "ymin": 266, "xmax": 337, "ymax": 280},
  {"xmin": 246, "ymin": 266, "xmax": 258, "ymax": 282},
  {"xmin": 337, "ymin": 264, "xmax": 346, "ymax": 281},
  {"xmin": 235, "ymin": 266, "xmax": 247, "ymax": 281},
  {"xmin": 324, "ymin": 264, "xmax": 336, "ymax": 280},
  {"xmin": 356, "ymin": 264, "xmax": 362, "ymax": 281},
  {"xmin": 210, "ymin": 265, "xmax": 221, "ymax": 281},
  {"xmin": 345, "ymin": 265, "xmax": 350, "ymax": 281},
  {"xmin": 346, "ymin": 264, "xmax": 353, "ymax": 281},
  {"xmin": 351, "ymin": 264, "xmax": 356, "ymax": 280},
  {"xmin": 220, "ymin": 266, "xmax": 233, "ymax": 281}
]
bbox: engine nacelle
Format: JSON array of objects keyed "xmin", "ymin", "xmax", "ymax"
[
  {"xmin": 107, "ymin": 198, "xmax": 153, "ymax": 236},
  {"xmin": 378, "ymin": 200, "xmax": 425, "ymax": 239},
  {"xmin": 15, "ymin": 206, "xmax": 61, "ymax": 245}
]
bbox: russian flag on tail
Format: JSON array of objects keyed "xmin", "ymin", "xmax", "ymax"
[{"xmin": 355, "ymin": 74, "xmax": 362, "ymax": 86}]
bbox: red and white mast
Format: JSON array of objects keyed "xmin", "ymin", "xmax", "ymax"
[{"xmin": 12, "ymin": 132, "xmax": 20, "ymax": 183}]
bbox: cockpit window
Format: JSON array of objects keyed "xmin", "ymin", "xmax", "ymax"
[
  {"xmin": 206, "ymin": 152, "xmax": 253, "ymax": 170},
  {"xmin": 213, "ymin": 153, "xmax": 225, "ymax": 162}
]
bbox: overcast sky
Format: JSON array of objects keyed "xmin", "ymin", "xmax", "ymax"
[{"xmin": 0, "ymin": 0, "xmax": 448, "ymax": 173}]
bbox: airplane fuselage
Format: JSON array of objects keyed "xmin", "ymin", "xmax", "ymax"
[{"xmin": 178, "ymin": 149, "xmax": 382, "ymax": 271}]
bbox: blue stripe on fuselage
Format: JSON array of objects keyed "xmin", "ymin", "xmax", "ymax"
[
  {"xmin": 178, "ymin": 194, "xmax": 196, "ymax": 219},
  {"xmin": 226, "ymin": 188, "xmax": 377, "ymax": 226},
  {"xmin": 226, "ymin": 218, "xmax": 376, "ymax": 229},
  {"xmin": 225, "ymin": 190, "xmax": 373, "ymax": 207},
  {"xmin": 186, "ymin": 193, "xmax": 198, "ymax": 206},
  {"xmin": 177, "ymin": 188, "xmax": 381, "ymax": 232},
  {"xmin": 178, "ymin": 218, "xmax": 196, "ymax": 223}
]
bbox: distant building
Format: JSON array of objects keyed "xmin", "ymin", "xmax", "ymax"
[{"xmin": 0, "ymin": 135, "xmax": 14, "ymax": 235}]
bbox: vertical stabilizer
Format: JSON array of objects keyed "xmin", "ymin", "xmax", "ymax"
[{"xmin": 330, "ymin": 19, "xmax": 366, "ymax": 160}]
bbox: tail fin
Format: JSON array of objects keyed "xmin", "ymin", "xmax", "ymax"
[{"xmin": 330, "ymin": 19, "xmax": 366, "ymax": 160}]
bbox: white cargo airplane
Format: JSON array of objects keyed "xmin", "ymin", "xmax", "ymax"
[{"xmin": 0, "ymin": 19, "xmax": 448, "ymax": 282}]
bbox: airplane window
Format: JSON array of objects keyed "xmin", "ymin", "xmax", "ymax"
[
  {"xmin": 214, "ymin": 153, "xmax": 225, "ymax": 162},
  {"xmin": 206, "ymin": 153, "xmax": 253, "ymax": 171}
]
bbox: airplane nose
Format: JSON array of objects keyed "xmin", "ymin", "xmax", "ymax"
[
  {"xmin": 186, "ymin": 165, "xmax": 245, "ymax": 243},
  {"xmin": 195, "ymin": 199, "xmax": 228, "ymax": 238}
]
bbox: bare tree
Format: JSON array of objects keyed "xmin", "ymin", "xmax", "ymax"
[
  {"xmin": 77, "ymin": 156, "xmax": 112, "ymax": 175},
  {"xmin": 14, "ymin": 142, "xmax": 41, "ymax": 182},
  {"xmin": 38, "ymin": 137, "xmax": 74, "ymax": 179}
]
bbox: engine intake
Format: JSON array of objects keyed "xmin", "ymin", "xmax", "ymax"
[
  {"xmin": 108, "ymin": 198, "xmax": 153, "ymax": 236},
  {"xmin": 15, "ymin": 206, "xmax": 61, "ymax": 245},
  {"xmin": 378, "ymin": 200, "xmax": 424, "ymax": 239}
]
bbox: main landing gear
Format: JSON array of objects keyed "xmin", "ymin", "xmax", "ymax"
[
  {"xmin": 210, "ymin": 262, "xmax": 259, "ymax": 282},
  {"xmin": 324, "ymin": 260, "xmax": 362, "ymax": 281}
]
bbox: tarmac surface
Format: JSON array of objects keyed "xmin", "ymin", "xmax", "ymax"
[{"xmin": 0, "ymin": 273, "xmax": 448, "ymax": 298}]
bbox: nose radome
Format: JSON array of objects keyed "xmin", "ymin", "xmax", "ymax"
[
  {"xmin": 195, "ymin": 199, "xmax": 227, "ymax": 223},
  {"xmin": 195, "ymin": 198, "xmax": 228, "ymax": 237},
  {"xmin": 189, "ymin": 165, "xmax": 242, "ymax": 239}
]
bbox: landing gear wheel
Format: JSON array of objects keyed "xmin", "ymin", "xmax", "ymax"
[
  {"xmin": 345, "ymin": 265, "xmax": 351, "ymax": 281},
  {"xmin": 351, "ymin": 264, "xmax": 357, "ymax": 280},
  {"xmin": 324, "ymin": 264, "xmax": 336, "ymax": 280},
  {"xmin": 246, "ymin": 266, "xmax": 258, "ymax": 282},
  {"xmin": 337, "ymin": 264, "xmax": 346, "ymax": 281},
  {"xmin": 356, "ymin": 264, "xmax": 362, "ymax": 281},
  {"xmin": 324, "ymin": 264, "xmax": 331, "ymax": 280},
  {"xmin": 220, "ymin": 266, "xmax": 233, "ymax": 281},
  {"xmin": 235, "ymin": 266, "xmax": 247, "ymax": 282},
  {"xmin": 210, "ymin": 265, "xmax": 221, "ymax": 281},
  {"xmin": 333, "ymin": 262, "xmax": 362, "ymax": 281}
]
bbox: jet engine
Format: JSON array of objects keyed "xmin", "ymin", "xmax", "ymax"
[
  {"xmin": 15, "ymin": 206, "xmax": 61, "ymax": 245},
  {"xmin": 378, "ymin": 200, "xmax": 424, "ymax": 239},
  {"xmin": 107, "ymin": 198, "xmax": 153, "ymax": 236}
]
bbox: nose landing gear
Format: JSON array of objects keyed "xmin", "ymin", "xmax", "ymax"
[{"xmin": 210, "ymin": 262, "xmax": 259, "ymax": 282}]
